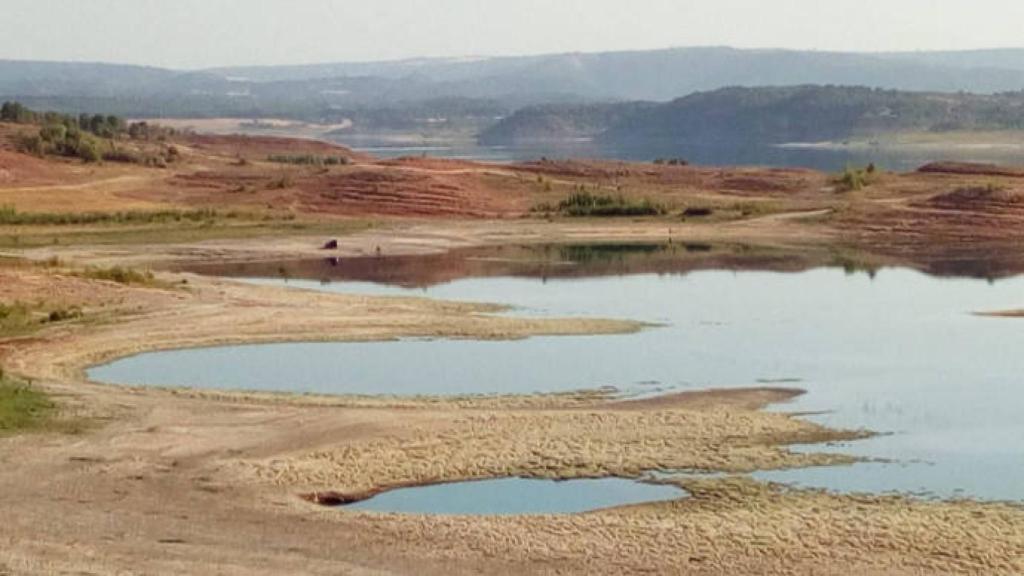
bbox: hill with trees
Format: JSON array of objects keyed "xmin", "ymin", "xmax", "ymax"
[
  {"xmin": 5, "ymin": 47, "xmax": 1024, "ymax": 124},
  {"xmin": 477, "ymin": 102, "xmax": 656, "ymax": 145},
  {"xmin": 481, "ymin": 86, "xmax": 1024, "ymax": 146}
]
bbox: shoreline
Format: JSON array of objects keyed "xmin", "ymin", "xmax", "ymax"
[
  {"xmin": 1, "ymin": 237, "xmax": 1023, "ymax": 573},
  {"xmin": 2, "ymin": 210, "xmax": 1024, "ymax": 573}
]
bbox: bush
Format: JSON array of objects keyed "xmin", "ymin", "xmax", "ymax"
[
  {"xmin": 78, "ymin": 266, "xmax": 156, "ymax": 286},
  {"xmin": 267, "ymin": 154, "xmax": 349, "ymax": 166},
  {"xmin": 16, "ymin": 134, "xmax": 45, "ymax": 156},
  {"xmin": 834, "ymin": 165, "xmax": 877, "ymax": 192},
  {"xmin": 102, "ymin": 148, "xmax": 141, "ymax": 164},
  {"xmin": 542, "ymin": 192, "xmax": 666, "ymax": 217},
  {"xmin": 46, "ymin": 308, "xmax": 83, "ymax": 323},
  {"xmin": 76, "ymin": 140, "xmax": 102, "ymax": 163}
]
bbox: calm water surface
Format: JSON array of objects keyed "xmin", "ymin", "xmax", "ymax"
[
  {"xmin": 345, "ymin": 478, "xmax": 685, "ymax": 515},
  {"xmin": 337, "ymin": 136, "xmax": 1024, "ymax": 172},
  {"xmin": 90, "ymin": 250, "xmax": 1024, "ymax": 502}
]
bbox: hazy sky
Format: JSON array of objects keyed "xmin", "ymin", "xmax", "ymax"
[{"xmin": 3, "ymin": 0, "xmax": 1024, "ymax": 69}]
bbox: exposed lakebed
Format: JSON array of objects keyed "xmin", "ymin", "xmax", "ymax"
[{"xmin": 89, "ymin": 244, "xmax": 1024, "ymax": 502}]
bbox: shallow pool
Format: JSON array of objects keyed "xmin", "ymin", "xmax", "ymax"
[{"xmin": 344, "ymin": 478, "xmax": 686, "ymax": 515}]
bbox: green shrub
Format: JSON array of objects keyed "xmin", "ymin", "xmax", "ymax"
[
  {"xmin": 834, "ymin": 164, "xmax": 878, "ymax": 192},
  {"xmin": 0, "ymin": 301, "xmax": 32, "ymax": 335},
  {"xmin": 550, "ymin": 192, "xmax": 666, "ymax": 217},
  {"xmin": 76, "ymin": 139, "xmax": 102, "ymax": 163},
  {"xmin": 77, "ymin": 266, "xmax": 155, "ymax": 286},
  {"xmin": 267, "ymin": 154, "xmax": 349, "ymax": 166}
]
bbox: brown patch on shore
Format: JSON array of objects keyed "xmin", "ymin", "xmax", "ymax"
[{"xmin": 182, "ymin": 133, "xmax": 370, "ymax": 163}]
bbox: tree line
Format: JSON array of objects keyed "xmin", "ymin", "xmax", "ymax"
[{"xmin": 2, "ymin": 101, "xmax": 176, "ymax": 164}]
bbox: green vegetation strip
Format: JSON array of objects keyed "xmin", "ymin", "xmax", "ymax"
[
  {"xmin": 0, "ymin": 206, "xmax": 261, "ymax": 226},
  {"xmin": 267, "ymin": 154, "xmax": 350, "ymax": 166}
]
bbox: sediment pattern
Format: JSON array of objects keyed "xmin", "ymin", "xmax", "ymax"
[
  {"xmin": 348, "ymin": 478, "xmax": 1024, "ymax": 575},
  {"xmin": 251, "ymin": 395, "xmax": 861, "ymax": 495}
]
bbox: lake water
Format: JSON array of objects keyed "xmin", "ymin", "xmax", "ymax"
[
  {"xmin": 334, "ymin": 135, "xmax": 1024, "ymax": 173},
  {"xmin": 344, "ymin": 478, "xmax": 685, "ymax": 515},
  {"xmin": 90, "ymin": 246, "xmax": 1024, "ymax": 502}
]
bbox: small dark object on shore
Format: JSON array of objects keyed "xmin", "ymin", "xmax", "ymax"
[
  {"xmin": 302, "ymin": 491, "xmax": 363, "ymax": 506},
  {"xmin": 322, "ymin": 239, "xmax": 339, "ymax": 250},
  {"xmin": 683, "ymin": 207, "xmax": 713, "ymax": 218},
  {"xmin": 654, "ymin": 158, "xmax": 689, "ymax": 166}
]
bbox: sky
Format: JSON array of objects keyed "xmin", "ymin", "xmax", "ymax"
[{"xmin": 2, "ymin": 0, "xmax": 1024, "ymax": 69}]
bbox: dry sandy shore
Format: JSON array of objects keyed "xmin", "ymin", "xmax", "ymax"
[{"xmin": 1, "ymin": 238, "xmax": 1023, "ymax": 575}]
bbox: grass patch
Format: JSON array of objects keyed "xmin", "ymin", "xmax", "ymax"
[
  {"xmin": 0, "ymin": 206, "xmax": 247, "ymax": 226},
  {"xmin": 0, "ymin": 301, "xmax": 34, "ymax": 336},
  {"xmin": 0, "ymin": 373, "xmax": 55, "ymax": 436},
  {"xmin": 75, "ymin": 266, "xmax": 158, "ymax": 286},
  {"xmin": 1, "ymin": 300, "xmax": 88, "ymax": 337},
  {"xmin": 535, "ymin": 192, "xmax": 667, "ymax": 217}
]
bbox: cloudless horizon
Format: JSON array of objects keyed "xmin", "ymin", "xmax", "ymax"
[{"xmin": 2, "ymin": 0, "xmax": 1024, "ymax": 69}]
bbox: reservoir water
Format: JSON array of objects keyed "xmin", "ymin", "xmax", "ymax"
[
  {"xmin": 89, "ymin": 245, "xmax": 1024, "ymax": 502},
  {"xmin": 334, "ymin": 136, "xmax": 1024, "ymax": 173}
]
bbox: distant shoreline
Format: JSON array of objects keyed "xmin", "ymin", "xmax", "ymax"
[{"xmin": 779, "ymin": 131, "xmax": 1024, "ymax": 151}]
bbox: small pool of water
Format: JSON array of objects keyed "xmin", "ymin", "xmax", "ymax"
[
  {"xmin": 344, "ymin": 478, "xmax": 686, "ymax": 515},
  {"xmin": 91, "ymin": 245, "xmax": 1024, "ymax": 502}
]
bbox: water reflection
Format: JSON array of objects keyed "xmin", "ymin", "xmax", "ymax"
[
  {"xmin": 98, "ymin": 246, "xmax": 1024, "ymax": 501},
  {"xmin": 336, "ymin": 137, "xmax": 1024, "ymax": 173},
  {"xmin": 177, "ymin": 242, "xmax": 1024, "ymax": 288}
]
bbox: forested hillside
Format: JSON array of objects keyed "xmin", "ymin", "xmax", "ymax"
[{"xmin": 482, "ymin": 86, "xmax": 1024, "ymax": 146}]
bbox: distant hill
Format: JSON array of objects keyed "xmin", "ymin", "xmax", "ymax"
[
  {"xmin": 875, "ymin": 49, "xmax": 1024, "ymax": 72},
  {"xmin": 210, "ymin": 47, "xmax": 1024, "ymax": 101},
  {"xmin": 483, "ymin": 86, "xmax": 1024, "ymax": 146},
  {"xmin": 478, "ymin": 102, "xmax": 656, "ymax": 145},
  {"xmin": 5, "ymin": 47, "xmax": 1024, "ymax": 121}
]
